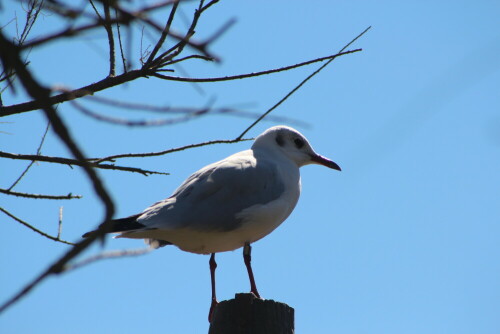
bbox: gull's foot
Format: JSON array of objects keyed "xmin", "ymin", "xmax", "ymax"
[
  {"xmin": 250, "ymin": 289, "xmax": 261, "ymax": 299},
  {"xmin": 208, "ymin": 299, "xmax": 219, "ymax": 323}
]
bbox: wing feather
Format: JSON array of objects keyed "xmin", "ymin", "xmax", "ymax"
[{"xmin": 137, "ymin": 150, "xmax": 285, "ymax": 232}]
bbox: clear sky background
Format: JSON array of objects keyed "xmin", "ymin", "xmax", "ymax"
[{"xmin": 1, "ymin": 1, "xmax": 499, "ymax": 333}]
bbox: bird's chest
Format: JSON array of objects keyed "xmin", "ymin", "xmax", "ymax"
[
  {"xmin": 279, "ymin": 168, "xmax": 301, "ymax": 217},
  {"xmin": 237, "ymin": 164, "xmax": 300, "ymax": 229}
]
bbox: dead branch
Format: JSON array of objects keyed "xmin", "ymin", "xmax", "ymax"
[
  {"xmin": 71, "ymin": 98, "xmax": 211, "ymax": 127},
  {"xmin": 0, "ymin": 207, "xmax": 75, "ymax": 246},
  {"xmin": 8, "ymin": 121, "xmax": 50, "ymax": 190},
  {"xmin": 146, "ymin": 0, "xmax": 180, "ymax": 64},
  {"xmin": 0, "ymin": 33, "xmax": 116, "ymax": 317},
  {"xmin": 0, "ymin": 151, "xmax": 169, "ymax": 176},
  {"xmin": 80, "ymin": 95, "xmax": 309, "ymax": 126},
  {"xmin": 0, "ymin": 188, "xmax": 82, "ymax": 200},
  {"xmin": 0, "ymin": 50, "xmax": 360, "ymax": 117},
  {"xmin": 154, "ymin": 49, "xmax": 362, "ymax": 82},
  {"xmin": 19, "ymin": 18, "xmax": 132, "ymax": 50},
  {"xmin": 237, "ymin": 27, "xmax": 372, "ymax": 139},
  {"xmin": 92, "ymin": 138, "xmax": 252, "ymax": 163}
]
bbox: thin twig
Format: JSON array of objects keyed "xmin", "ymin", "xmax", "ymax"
[
  {"xmin": 137, "ymin": 0, "xmax": 188, "ymax": 13},
  {"xmin": 93, "ymin": 138, "xmax": 252, "ymax": 163},
  {"xmin": 8, "ymin": 120, "xmax": 50, "ymax": 190},
  {"xmin": 237, "ymin": 27, "xmax": 371, "ymax": 139},
  {"xmin": 162, "ymin": 54, "xmax": 213, "ymax": 66},
  {"xmin": 0, "ymin": 32, "xmax": 115, "ymax": 220},
  {"xmin": 20, "ymin": 18, "xmax": 131, "ymax": 50},
  {"xmin": 146, "ymin": 0, "xmax": 180, "ymax": 64},
  {"xmin": 115, "ymin": 8, "xmax": 128, "ymax": 72},
  {"xmin": 0, "ymin": 188, "xmax": 82, "ymax": 200},
  {"xmin": 63, "ymin": 248, "xmax": 153, "ymax": 272},
  {"xmin": 152, "ymin": 49, "xmax": 362, "ymax": 82},
  {"xmin": 0, "ymin": 50, "xmax": 360, "ymax": 117},
  {"xmin": 0, "ymin": 207, "xmax": 75, "ymax": 245},
  {"xmin": 0, "ymin": 151, "xmax": 170, "ymax": 176},
  {"xmin": 80, "ymin": 95, "xmax": 309, "ymax": 126},
  {"xmin": 151, "ymin": 0, "xmax": 218, "ymax": 69},
  {"xmin": 1, "ymin": 68, "xmax": 148, "ymax": 117},
  {"xmin": 202, "ymin": 17, "xmax": 236, "ymax": 45},
  {"xmin": 103, "ymin": 1, "xmax": 116, "ymax": 77},
  {"xmin": 72, "ymin": 99, "xmax": 210, "ymax": 127},
  {"xmin": 58, "ymin": 207, "xmax": 63, "ymax": 239}
]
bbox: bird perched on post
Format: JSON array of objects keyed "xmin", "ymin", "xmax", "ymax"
[{"xmin": 83, "ymin": 125, "xmax": 341, "ymax": 321}]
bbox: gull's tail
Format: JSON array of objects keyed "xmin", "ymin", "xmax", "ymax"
[
  {"xmin": 81, "ymin": 214, "xmax": 143, "ymax": 238},
  {"xmin": 81, "ymin": 214, "xmax": 171, "ymax": 249}
]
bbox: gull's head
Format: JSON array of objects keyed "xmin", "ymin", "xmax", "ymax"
[{"xmin": 252, "ymin": 126, "xmax": 341, "ymax": 170}]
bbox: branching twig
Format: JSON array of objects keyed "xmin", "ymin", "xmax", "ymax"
[
  {"xmin": 72, "ymin": 99, "xmax": 210, "ymax": 127},
  {"xmin": 0, "ymin": 50, "xmax": 360, "ymax": 117},
  {"xmin": 147, "ymin": 0, "xmax": 203, "ymax": 69},
  {"xmin": 0, "ymin": 34, "xmax": 116, "ymax": 317},
  {"xmin": 8, "ymin": 120, "xmax": 50, "ymax": 190},
  {"xmin": 115, "ymin": 8, "xmax": 128, "ymax": 72},
  {"xmin": 146, "ymin": 0, "xmax": 180, "ymax": 64},
  {"xmin": 0, "ymin": 188, "xmax": 82, "ymax": 200},
  {"xmin": 0, "ymin": 151, "xmax": 170, "ymax": 176},
  {"xmin": 237, "ymin": 27, "xmax": 371, "ymax": 139},
  {"xmin": 20, "ymin": 18, "xmax": 131, "ymax": 50},
  {"xmin": 0, "ymin": 207, "xmax": 75, "ymax": 245},
  {"xmin": 153, "ymin": 49, "xmax": 362, "ymax": 82},
  {"xmin": 93, "ymin": 138, "xmax": 252, "ymax": 163},
  {"xmin": 103, "ymin": 1, "xmax": 116, "ymax": 77}
]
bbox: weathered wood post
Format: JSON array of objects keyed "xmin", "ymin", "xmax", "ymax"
[{"xmin": 208, "ymin": 293, "xmax": 294, "ymax": 334}]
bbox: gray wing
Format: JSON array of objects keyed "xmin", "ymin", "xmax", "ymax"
[{"xmin": 138, "ymin": 151, "xmax": 285, "ymax": 232}]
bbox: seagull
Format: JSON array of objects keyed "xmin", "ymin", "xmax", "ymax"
[{"xmin": 83, "ymin": 125, "xmax": 341, "ymax": 321}]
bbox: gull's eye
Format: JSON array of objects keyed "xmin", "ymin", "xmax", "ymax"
[{"xmin": 294, "ymin": 138, "xmax": 304, "ymax": 149}]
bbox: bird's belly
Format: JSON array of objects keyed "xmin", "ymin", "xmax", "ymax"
[{"xmin": 156, "ymin": 195, "xmax": 299, "ymax": 254}]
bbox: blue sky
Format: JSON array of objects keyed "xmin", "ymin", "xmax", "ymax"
[{"xmin": 1, "ymin": 1, "xmax": 499, "ymax": 333}]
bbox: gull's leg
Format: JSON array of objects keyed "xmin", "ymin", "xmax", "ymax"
[
  {"xmin": 243, "ymin": 243, "xmax": 261, "ymax": 298},
  {"xmin": 208, "ymin": 253, "xmax": 218, "ymax": 322}
]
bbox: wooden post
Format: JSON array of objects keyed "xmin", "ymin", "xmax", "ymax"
[{"xmin": 208, "ymin": 293, "xmax": 294, "ymax": 334}]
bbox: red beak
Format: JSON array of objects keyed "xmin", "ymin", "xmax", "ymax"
[{"xmin": 310, "ymin": 154, "xmax": 341, "ymax": 171}]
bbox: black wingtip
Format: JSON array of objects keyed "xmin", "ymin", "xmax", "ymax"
[{"xmin": 82, "ymin": 214, "xmax": 144, "ymax": 238}]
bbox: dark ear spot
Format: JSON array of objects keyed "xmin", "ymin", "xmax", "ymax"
[
  {"xmin": 294, "ymin": 138, "xmax": 304, "ymax": 149},
  {"xmin": 275, "ymin": 134, "xmax": 284, "ymax": 146}
]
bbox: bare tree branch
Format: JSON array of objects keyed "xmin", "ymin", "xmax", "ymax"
[
  {"xmin": 237, "ymin": 27, "xmax": 372, "ymax": 139},
  {"xmin": 114, "ymin": 8, "xmax": 129, "ymax": 72},
  {"xmin": 146, "ymin": 0, "xmax": 180, "ymax": 64},
  {"xmin": 8, "ymin": 121, "xmax": 50, "ymax": 190},
  {"xmin": 93, "ymin": 138, "xmax": 252, "ymax": 163},
  {"xmin": 0, "ymin": 188, "xmax": 82, "ymax": 200},
  {"xmin": 58, "ymin": 207, "xmax": 63, "ymax": 239},
  {"xmin": 103, "ymin": 1, "xmax": 116, "ymax": 77},
  {"xmin": 78, "ymin": 95, "xmax": 310, "ymax": 127},
  {"xmin": 0, "ymin": 33, "xmax": 114, "ymax": 218},
  {"xmin": 154, "ymin": 49, "xmax": 362, "ymax": 81},
  {"xmin": 0, "ymin": 34, "xmax": 116, "ymax": 317},
  {"xmin": 71, "ymin": 94, "xmax": 213, "ymax": 127},
  {"xmin": 0, "ymin": 151, "xmax": 170, "ymax": 176},
  {"xmin": 20, "ymin": 18, "xmax": 131, "ymax": 50},
  {"xmin": 1, "ymin": 68, "xmax": 148, "ymax": 117},
  {"xmin": 0, "ymin": 207, "xmax": 75, "ymax": 246},
  {"xmin": 0, "ymin": 50, "xmax": 360, "ymax": 117}
]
